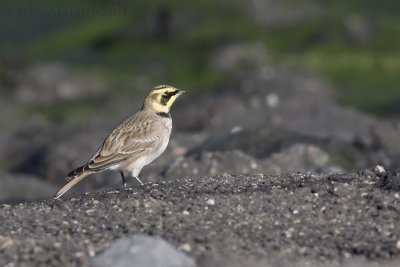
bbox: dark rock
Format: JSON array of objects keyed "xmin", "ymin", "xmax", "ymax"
[
  {"xmin": 164, "ymin": 150, "xmax": 262, "ymax": 178},
  {"xmin": 262, "ymin": 143, "xmax": 337, "ymax": 174},
  {"xmin": 344, "ymin": 14, "xmax": 374, "ymax": 44},
  {"xmin": 245, "ymin": 1, "xmax": 323, "ymax": 27},
  {"xmin": 210, "ymin": 42, "xmax": 269, "ymax": 71},
  {"xmin": 379, "ymin": 168, "xmax": 400, "ymax": 191},
  {"xmin": 92, "ymin": 235, "xmax": 196, "ymax": 267},
  {"xmin": 0, "ymin": 172, "xmax": 57, "ymax": 203},
  {"xmin": 165, "ymin": 144, "xmax": 342, "ymax": 178},
  {"xmin": 14, "ymin": 62, "xmax": 105, "ymax": 104}
]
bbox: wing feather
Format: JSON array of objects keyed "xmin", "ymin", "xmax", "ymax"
[{"xmin": 85, "ymin": 113, "xmax": 161, "ymax": 171}]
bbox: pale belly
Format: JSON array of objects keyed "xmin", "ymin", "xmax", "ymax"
[{"xmin": 126, "ymin": 138, "xmax": 170, "ymax": 177}]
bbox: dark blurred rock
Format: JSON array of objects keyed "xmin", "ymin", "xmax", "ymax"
[
  {"xmin": 210, "ymin": 42, "xmax": 269, "ymax": 71},
  {"xmin": 185, "ymin": 127, "xmax": 366, "ymax": 169},
  {"xmin": 263, "ymin": 143, "xmax": 338, "ymax": 174},
  {"xmin": 246, "ymin": 1, "xmax": 323, "ymax": 27},
  {"xmin": 165, "ymin": 143, "xmax": 344, "ymax": 178},
  {"xmin": 344, "ymin": 14, "xmax": 374, "ymax": 44},
  {"xmin": 152, "ymin": 6, "xmax": 171, "ymax": 41},
  {"xmin": 92, "ymin": 235, "xmax": 196, "ymax": 267},
  {"xmin": 14, "ymin": 62, "xmax": 105, "ymax": 104},
  {"xmin": 0, "ymin": 172, "xmax": 56, "ymax": 203},
  {"xmin": 175, "ymin": 65, "xmax": 377, "ymax": 142},
  {"xmin": 0, "ymin": 116, "xmax": 52, "ymax": 173},
  {"xmin": 379, "ymin": 168, "xmax": 400, "ymax": 191},
  {"xmin": 164, "ymin": 150, "xmax": 262, "ymax": 178}
]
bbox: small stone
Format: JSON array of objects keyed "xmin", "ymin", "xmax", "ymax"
[
  {"xmin": 0, "ymin": 236, "xmax": 14, "ymax": 249},
  {"xmin": 236, "ymin": 204, "xmax": 245, "ymax": 214},
  {"xmin": 373, "ymin": 165, "xmax": 386, "ymax": 176},
  {"xmin": 298, "ymin": 247, "xmax": 307, "ymax": 255},
  {"xmin": 179, "ymin": 243, "xmax": 192, "ymax": 252},
  {"xmin": 74, "ymin": 252, "xmax": 84, "ymax": 258},
  {"xmin": 182, "ymin": 210, "xmax": 190, "ymax": 216},
  {"xmin": 343, "ymin": 252, "xmax": 351, "ymax": 258},
  {"xmin": 85, "ymin": 209, "xmax": 95, "ymax": 215},
  {"xmin": 250, "ymin": 161, "xmax": 258, "ymax": 170},
  {"xmin": 396, "ymin": 240, "xmax": 400, "ymax": 251},
  {"xmin": 265, "ymin": 92, "xmax": 279, "ymax": 108},
  {"xmin": 89, "ymin": 249, "xmax": 96, "ymax": 257},
  {"xmin": 206, "ymin": 199, "xmax": 215, "ymax": 206},
  {"xmin": 172, "ymin": 146, "xmax": 187, "ymax": 156},
  {"xmin": 284, "ymin": 228, "xmax": 294, "ymax": 239},
  {"xmin": 230, "ymin": 126, "xmax": 242, "ymax": 134}
]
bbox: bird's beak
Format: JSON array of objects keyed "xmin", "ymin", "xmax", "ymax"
[{"xmin": 177, "ymin": 90, "xmax": 186, "ymax": 96}]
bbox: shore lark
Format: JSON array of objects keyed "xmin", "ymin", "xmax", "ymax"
[{"xmin": 54, "ymin": 85, "xmax": 185, "ymax": 199}]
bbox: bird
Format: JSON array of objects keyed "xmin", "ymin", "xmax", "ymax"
[{"xmin": 54, "ymin": 85, "xmax": 185, "ymax": 199}]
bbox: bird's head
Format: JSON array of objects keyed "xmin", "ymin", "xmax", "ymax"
[{"xmin": 143, "ymin": 85, "xmax": 185, "ymax": 114}]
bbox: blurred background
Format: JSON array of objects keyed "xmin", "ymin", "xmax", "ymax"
[{"xmin": 1, "ymin": 0, "xmax": 400, "ymax": 203}]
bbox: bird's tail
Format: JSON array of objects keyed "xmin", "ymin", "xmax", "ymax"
[{"xmin": 54, "ymin": 165, "xmax": 93, "ymax": 199}]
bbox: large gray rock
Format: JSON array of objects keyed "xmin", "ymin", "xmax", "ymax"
[{"xmin": 92, "ymin": 235, "xmax": 196, "ymax": 267}]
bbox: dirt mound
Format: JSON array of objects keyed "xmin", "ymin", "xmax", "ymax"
[{"xmin": 1, "ymin": 168, "xmax": 399, "ymax": 266}]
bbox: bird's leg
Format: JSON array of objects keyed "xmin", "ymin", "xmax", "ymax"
[
  {"xmin": 120, "ymin": 172, "xmax": 127, "ymax": 188},
  {"xmin": 134, "ymin": 176, "xmax": 144, "ymax": 186}
]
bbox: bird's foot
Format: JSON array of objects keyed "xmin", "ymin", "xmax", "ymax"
[{"xmin": 134, "ymin": 176, "xmax": 144, "ymax": 186}]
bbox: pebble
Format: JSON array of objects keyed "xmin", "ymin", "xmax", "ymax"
[
  {"xmin": 0, "ymin": 236, "xmax": 14, "ymax": 249},
  {"xmin": 206, "ymin": 199, "xmax": 215, "ymax": 206},
  {"xmin": 179, "ymin": 243, "xmax": 192, "ymax": 252},
  {"xmin": 396, "ymin": 240, "xmax": 400, "ymax": 251},
  {"xmin": 230, "ymin": 126, "xmax": 242, "ymax": 134},
  {"xmin": 373, "ymin": 165, "xmax": 386, "ymax": 176},
  {"xmin": 265, "ymin": 92, "xmax": 279, "ymax": 108}
]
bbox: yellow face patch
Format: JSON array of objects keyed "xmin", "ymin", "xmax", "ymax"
[{"xmin": 145, "ymin": 85, "xmax": 184, "ymax": 113}]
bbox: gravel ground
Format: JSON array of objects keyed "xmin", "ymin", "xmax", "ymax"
[{"xmin": 1, "ymin": 167, "xmax": 400, "ymax": 267}]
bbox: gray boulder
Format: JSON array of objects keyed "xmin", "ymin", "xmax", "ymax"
[{"xmin": 92, "ymin": 235, "xmax": 196, "ymax": 267}]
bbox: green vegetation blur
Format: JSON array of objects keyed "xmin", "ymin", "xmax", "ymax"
[{"xmin": 1, "ymin": 0, "xmax": 399, "ymax": 116}]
